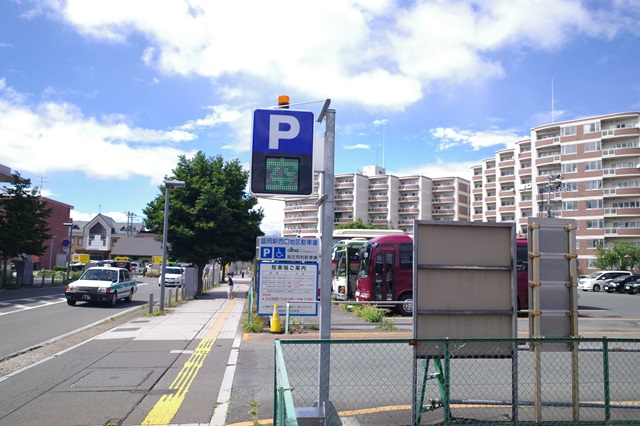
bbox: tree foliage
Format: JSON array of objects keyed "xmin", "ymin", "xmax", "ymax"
[
  {"xmin": 143, "ymin": 152, "xmax": 264, "ymax": 292},
  {"xmin": 0, "ymin": 173, "xmax": 52, "ymax": 286},
  {"xmin": 593, "ymin": 242, "xmax": 640, "ymax": 271},
  {"xmin": 335, "ymin": 218, "xmax": 391, "ymax": 229}
]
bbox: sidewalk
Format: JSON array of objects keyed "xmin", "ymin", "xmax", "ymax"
[{"xmin": 0, "ymin": 276, "xmax": 407, "ymax": 426}]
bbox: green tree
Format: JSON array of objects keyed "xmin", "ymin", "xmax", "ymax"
[
  {"xmin": 143, "ymin": 152, "xmax": 264, "ymax": 293},
  {"xmin": 335, "ymin": 218, "xmax": 375, "ymax": 229},
  {"xmin": 335, "ymin": 217, "xmax": 395, "ymax": 230},
  {"xmin": 0, "ymin": 173, "xmax": 52, "ymax": 287},
  {"xmin": 594, "ymin": 242, "xmax": 640, "ymax": 271}
]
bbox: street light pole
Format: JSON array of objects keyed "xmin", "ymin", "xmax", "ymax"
[
  {"xmin": 159, "ymin": 180, "xmax": 186, "ymax": 312},
  {"xmin": 48, "ymin": 236, "xmax": 56, "ymax": 270},
  {"xmin": 63, "ymin": 221, "xmax": 73, "ymax": 281}
]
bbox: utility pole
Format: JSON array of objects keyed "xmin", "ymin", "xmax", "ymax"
[{"xmin": 540, "ymin": 174, "xmax": 563, "ymax": 218}]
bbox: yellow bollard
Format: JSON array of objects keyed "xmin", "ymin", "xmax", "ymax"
[{"xmin": 270, "ymin": 303, "xmax": 282, "ymax": 334}]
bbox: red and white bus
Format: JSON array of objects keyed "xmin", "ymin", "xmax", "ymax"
[{"xmin": 355, "ymin": 235, "xmax": 529, "ymax": 316}]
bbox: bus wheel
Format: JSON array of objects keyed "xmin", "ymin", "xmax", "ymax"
[{"xmin": 397, "ymin": 293, "xmax": 413, "ymax": 317}]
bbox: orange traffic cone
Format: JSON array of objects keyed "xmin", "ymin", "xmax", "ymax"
[{"xmin": 270, "ymin": 304, "xmax": 282, "ymax": 334}]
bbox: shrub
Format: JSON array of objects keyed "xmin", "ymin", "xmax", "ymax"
[{"xmin": 243, "ymin": 312, "xmax": 267, "ymax": 333}]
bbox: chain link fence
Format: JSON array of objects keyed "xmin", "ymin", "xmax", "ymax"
[{"xmin": 274, "ymin": 338, "xmax": 640, "ymax": 425}]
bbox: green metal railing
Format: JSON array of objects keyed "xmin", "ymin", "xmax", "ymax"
[{"xmin": 274, "ymin": 337, "xmax": 640, "ymax": 425}]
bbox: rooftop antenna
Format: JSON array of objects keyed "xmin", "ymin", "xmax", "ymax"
[
  {"xmin": 382, "ymin": 126, "xmax": 386, "ymax": 169},
  {"xmin": 551, "ymin": 78, "xmax": 555, "ymax": 124}
]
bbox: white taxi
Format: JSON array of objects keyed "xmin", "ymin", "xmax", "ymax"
[{"xmin": 65, "ymin": 266, "xmax": 137, "ymax": 307}]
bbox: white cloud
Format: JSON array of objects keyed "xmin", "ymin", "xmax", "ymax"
[
  {"xmin": 257, "ymin": 198, "xmax": 284, "ymax": 236},
  {"xmin": 0, "ymin": 80, "xmax": 197, "ymax": 183},
  {"xmin": 344, "ymin": 144, "xmax": 370, "ymax": 150},
  {"xmin": 71, "ymin": 210, "xmax": 130, "ymax": 222},
  {"xmin": 429, "ymin": 127, "xmax": 525, "ymax": 151},
  {"xmin": 392, "ymin": 161, "xmax": 478, "ymax": 182},
  {"xmin": 43, "ymin": 0, "xmax": 640, "ymax": 111}
]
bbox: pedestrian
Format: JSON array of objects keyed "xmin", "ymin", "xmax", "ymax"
[
  {"xmin": 142, "ymin": 264, "xmax": 147, "ymax": 277},
  {"xmin": 227, "ymin": 273, "xmax": 234, "ymax": 299}
]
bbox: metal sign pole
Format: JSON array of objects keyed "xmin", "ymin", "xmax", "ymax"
[{"xmin": 318, "ymin": 107, "xmax": 335, "ymax": 416}]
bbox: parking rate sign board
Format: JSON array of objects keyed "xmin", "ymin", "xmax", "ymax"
[
  {"xmin": 257, "ymin": 262, "xmax": 318, "ymax": 316},
  {"xmin": 250, "ymin": 109, "xmax": 314, "ymax": 196}
]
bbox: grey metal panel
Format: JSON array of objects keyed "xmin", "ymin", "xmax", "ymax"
[
  {"xmin": 527, "ymin": 217, "xmax": 578, "ymax": 343},
  {"xmin": 414, "ymin": 221, "xmax": 516, "ymax": 357}
]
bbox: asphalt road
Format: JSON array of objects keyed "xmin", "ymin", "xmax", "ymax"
[{"xmin": 0, "ymin": 276, "xmax": 161, "ymax": 361}]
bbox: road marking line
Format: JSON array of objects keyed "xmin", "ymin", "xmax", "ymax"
[{"xmin": 141, "ymin": 299, "xmax": 236, "ymax": 425}]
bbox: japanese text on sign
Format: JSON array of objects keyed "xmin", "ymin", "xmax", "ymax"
[{"xmin": 257, "ymin": 262, "xmax": 318, "ymax": 316}]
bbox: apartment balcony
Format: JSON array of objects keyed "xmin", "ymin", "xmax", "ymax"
[
  {"xmin": 604, "ymin": 187, "xmax": 638, "ymax": 197},
  {"xmin": 601, "ymin": 147, "xmax": 640, "ymax": 158},
  {"xmin": 334, "ymin": 205, "xmax": 353, "ymax": 212},
  {"xmin": 473, "ymin": 200, "xmax": 483, "ymax": 207},
  {"xmin": 485, "ymin": 181, "xmax": 497, "ymax": 189},
  {"xmin": 605, "ymin": 227, "xmax": 640, "ymax": 237},
  {"xmin": 499, "ymin": 175, "xmax": 516, "ymax": 183},
  {"xmin": 433, "ymin": 185, "xmax": 454, "ymax": 192},
  {"xmin": 283, "ymin": 216, "xmax": 319, "ymax": 224},
  {"xmin": 368, "ymin": 208, "xmax": 388, "ymax": 213},
  {"xmin": 519, "ymin": 168, "xmax": 532, "ymax": 176},
  {"xmin": 473, "ymin": 213, "xmax": 483, "ymax": 221},
  {"xmin": 369, "ymin": 183, "xmax": 388, "ymax": 190},
  {"xmin": 371, "ymin": 219, "xmax": 390, "ymax": 225},
  {"xmin": 499, "ymin": 206, "xmax": 516, "ymax": 213},
  {"xmin": 400, "ymin": 184, "xmax": 419, "ymax": 190},
  {"xmin": 498, "ymin": 159, "xmax": 516, "ymax": 168},
  {"xmin": 399, "ymin": 195, "xmax": 419, "ymax": 202},
  {"xmin": 335, "ymin": 182, "xmax": 355, "ymax": 189},
  {"xmin": 604, "ymin": 207, "xmax": 640, "ymax": 217},
  {"xmin": 499, "ymin": 189, "xmax": 515, "ymax": 197},
  {"xmin": 601, "ymin": 127, "xmax": 640, "ymax": 139},
  {"xmin": 398, "ymin": 219, "xmax": 415, "ymax": 226},
  {"xmin": 472, "ymin": 174, "xmax": 483, "ymax": 182},
  {"xmin": 536, "ymin": 174, "xmax": 561, "ymax": 184},
  {"xmin": 519, "ymin": 151, "xmax": 532, "ymax": 160},
  {"xmin": 368, "ymin": 195, "xmax": 388, "ymax": 202},
  {"xmin": 399, "ymin": 208, "xmax": 419, "ymax": 214},
  {"xmin": 603, "ymin": 166, "xmax": 640, "ymax": 178},
  {"xmin": 535, "ymin": 137, "xmax": 559, "ymax": 148},
  {"xmin": 519, "ymin": 201, "xmax": 533, "ymax": 208},
  {"xmin": 473, "ymin": 187, "xmax": 483, "ymax": 194},
  {"xmin": 433, "ymin": 196, "xmax": 455, "ymax": 203},
  {"xmin": 432, "ymin": 209, "xmax": 455, "ymax": 215},
  {"xmin": 334, "ymin": 194, "xmax": 354, "ymax": 201},
  {"xmin": 284, "ymin": 204, "xmax": 319, "ymax": 212},
  {"xmin": 536, "ymin": 156, "xmax": 559, "ymax": 166}
]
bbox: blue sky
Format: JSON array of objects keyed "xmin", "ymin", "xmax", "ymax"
[{"xmin": 2, "ymin": 0, "xmax": 640, "ymax": 235}]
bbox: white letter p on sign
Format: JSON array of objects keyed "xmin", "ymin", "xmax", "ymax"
[{"xmin": 269, "ymin": 115, "xmax": 300, "ymax": 149}]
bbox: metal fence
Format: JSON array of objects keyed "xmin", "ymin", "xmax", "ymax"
[{"xmin": 274, "ymin": 338, "xmax": 640, "ymax": 425}]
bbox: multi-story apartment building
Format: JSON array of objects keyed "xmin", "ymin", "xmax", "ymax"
[
  {"xmin": 472, "ymin": 112, "xmax": 640, "ymax": 273},
  {"xmin": 283, "ymin": 165, "xmax": 470, "ymax": 237}
]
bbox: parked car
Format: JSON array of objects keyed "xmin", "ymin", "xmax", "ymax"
[
  {"xmin": 158, "ymin": 266, "xmax": 184, "ymax": 287},
  {"xmin": 577, "ymin": 271, "xmax": 632, "ymax": 292},
  {"xmin": 623, "ymin": 279, "xmax": 640, "ymax": 295},
  {"xmin": 603, "ymin": 274, "xmax": 640, "ymax": 293},
  {"xmin": 130, "ymin": 261, "xmax": 143, "ymax": 274},
  {"xmin": 111, "ymin": 260, "xmax": 132, "ymax": 272},
  {"xmin": 65, "ymin": 266, "xmax": 137, "ymax": 307}
]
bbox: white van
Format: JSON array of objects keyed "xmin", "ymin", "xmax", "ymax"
[{"xmin": 577, "ymin": 270, "xmax": 631, "ymax": 292}]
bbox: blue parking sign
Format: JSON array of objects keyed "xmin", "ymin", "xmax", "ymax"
[{"xmin": 250, "ymin": 109, "xmax": 314, "ymax": 196}]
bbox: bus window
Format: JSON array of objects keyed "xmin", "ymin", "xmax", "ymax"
[
  {"xmin": 399, "ymin": 243, "xmax": 412, "ymax": 270},
  {"xmin": 374, "ymin": 253, "xmax": 383, "ymax": 301},
  {"xmin": 517, "ymin": 244, "xmax": 528, "ymax": 271},
  {"xmin": 385, "ymin": 252, "xmax": 393, "ymax": 301}
]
